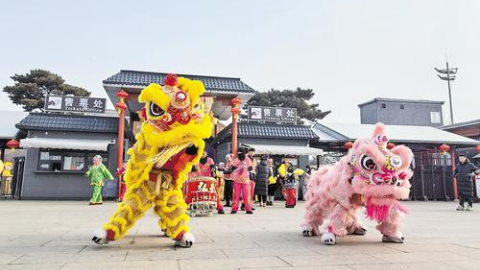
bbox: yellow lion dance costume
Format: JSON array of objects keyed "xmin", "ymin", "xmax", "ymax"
[{"xmin": 92, "ymin": 74, "xmax": 212, "ymax": 248}]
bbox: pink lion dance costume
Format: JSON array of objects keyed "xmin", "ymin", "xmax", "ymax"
[{"xmin": 302, "ymin": 123, "xmax": 413, "ymax": 245}]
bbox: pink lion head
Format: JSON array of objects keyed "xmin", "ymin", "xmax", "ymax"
[{"xmin": 347, "ymin": 123, "xmax": 413, "ymax": 212}]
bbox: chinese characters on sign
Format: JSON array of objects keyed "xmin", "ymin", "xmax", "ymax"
[
  {"xmin": 45, "ymin": 96, "xmax": 106, "ymax": 113},
  {"xmin": 247, "ymin": 106, "xmax": 297, "ymax": 124}
]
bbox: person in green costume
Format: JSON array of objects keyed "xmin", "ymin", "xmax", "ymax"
[{"xmin": 86, "ymin": 155, "xmax": 114, "ymax": 205}]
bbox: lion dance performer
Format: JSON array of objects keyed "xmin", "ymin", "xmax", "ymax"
[
  {"xmin": 92, "ymin": 74, "xmax": 213, "ymax": 248},
  {"xmin": 278, "ymin": 164, "xmax": 304, "ymax": 208},
  {"xmin": 86, "ymin": 155, "xmax": 114, "ymax": 205},
  {"xmin": 231, "ymin": 148, "xmax": 253, "ymax": 214},
  {"xmin": 302, "ymin": 123, "xmax": 413, "ymax": 245},
  {"xmin": 194, "ymin": 150, "xmax": 225, "ymax": 214}
]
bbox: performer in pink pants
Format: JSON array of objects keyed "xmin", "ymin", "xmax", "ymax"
[
  {"xmin": 231, "ymin": 148, "xmax": 253, "ymax": 214},
  {"xmin": 232, "ymin": 182, "xmax": 252, "ymax": 213}
]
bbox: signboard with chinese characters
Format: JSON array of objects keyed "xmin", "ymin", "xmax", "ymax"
[
  {"xmin": 45, "ymin": 96, "xmax": 107, "ymax": 113},
  {"xmin": 247, "ymin": 106, "xmax": 297, "ymax": 124}
]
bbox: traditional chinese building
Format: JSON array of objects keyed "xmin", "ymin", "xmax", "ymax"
[
  {"xmin": 15, "ymin": 112, "xmax": 123, "ymax": 199},
  {"xmin": 213, "ymin": 106, "xmax": 323, "ymax": 200},
  {"xmin": 442, "ymin": 119, "xmax": 480, "ymax": 165},
  {"xmin": 5, "ymin": 70, "xmax": 256, "ymax": 200},
  {"xmin": 102, "ymin": 70, "xmax": 256, "ymax": 139}
]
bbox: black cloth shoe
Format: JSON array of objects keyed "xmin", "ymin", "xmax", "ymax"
[
  {"xmin": 218, "ymin": 209, "xmax": 225, "ymax": 214},
  {"xmin": 231, "ymin": 211, "xmax": 237, "ymax": 214},
  {"xmin": 246, "ymin": 211, "xmax": 254, "ymax": 214}
]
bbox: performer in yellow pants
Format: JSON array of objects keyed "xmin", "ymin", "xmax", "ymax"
[
  {"xmin": 92, "ymin": 74, "xmax": 213, "ymax": 248},
  {"xmin": 103, "ymin": 168, "xmax": 190, "ymax": 242}
]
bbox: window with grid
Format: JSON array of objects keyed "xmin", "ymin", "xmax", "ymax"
[{"xmin": 37, "ymin": 150, "xmax": 106, "ymax": 172}]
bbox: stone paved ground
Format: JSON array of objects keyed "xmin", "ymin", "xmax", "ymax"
[{"xmin": 0, "ymin": 200, "xmax": 479, "ymax": 270}]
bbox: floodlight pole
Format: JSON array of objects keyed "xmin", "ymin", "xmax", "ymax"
[
  {"xmin": 446, "ymin": 61, "xmax": 454, "ymax": 125},
  {"xmin": 435, "ymin": 59, "xmax": 457, "ymax": 125}
]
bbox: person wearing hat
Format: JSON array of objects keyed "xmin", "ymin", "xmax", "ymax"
[
  {"xmin": 86, "ymin": 155, "xmax": 114, "ymax": 205},
  {"xmin": 454, "ymin": 154, "xmax": 479, "ymax": 211}
]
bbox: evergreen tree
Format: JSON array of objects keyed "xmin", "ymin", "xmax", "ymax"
[
  {"xmin": 3, "ymin": 69, "xmax": 91, "ymax": 111},
  {"xmin": 244, "ymin": 87, "xmax": 330, "ymax": 123}
]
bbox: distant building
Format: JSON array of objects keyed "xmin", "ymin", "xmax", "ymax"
[
  {"xmin": 358, "ymin": 98, "xmax": 445, "ymax": 127},
  {"xmin": 213, "ymin": 121, "xmax": 322, "ymax": 201},
  {"xmin": 16, "ymin": 113, "xmax": 121, "ymax": 200},
  {"xmin": 442, "ymin": 119, "xmax": 480, "ymax": 141},
  {"xmin": 442, "ymin": 119, "xmax": 480, "ymax": 168}
]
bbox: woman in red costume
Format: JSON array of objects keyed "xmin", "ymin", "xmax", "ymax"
[{"xmin": 194, "ymin": 151, "xmax": 225, "ymax": 214}]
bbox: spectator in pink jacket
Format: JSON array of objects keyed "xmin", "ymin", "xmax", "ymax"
[{"xmin": 231, "ymin": 148, "xmax": 253, "ymax": 214}]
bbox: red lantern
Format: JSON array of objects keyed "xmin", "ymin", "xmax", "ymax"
[
  {"xmin": 116, "ymin": 90, "xmax": 129, "ymax": 99},
  {"xmin": 231, "ymin": 97, "xmax": 242, "ymax": 106},
  {"xmin": 343, "ymin": 141, "xmax": 353, "ymax": 150},
  {"xmin": 115, "ymin": 102, "xmax": 127, "ymax": 111},
  {"xmin": 6, "ymin": 139, "xmax": 19, "ymax": 152},
  {"xmin": 476, "ymin": 145, "xmax": 480, "ymax": 153},
  {"xmin": 439, "ymin": 144, "xmax": 450, "ymax": 156},
  {"xmin": 387, "ymin": 142, "xmax": 396, "ymax": 150},
  {"xmin": 231, "ymin": 107, "xmax": 241, "ymax": 114}
]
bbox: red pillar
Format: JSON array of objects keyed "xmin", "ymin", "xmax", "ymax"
[
  {"xmin": 230, "ymin": 97, "xmax": 242, "ymax": 158},
  {"xmin": 115, "ymin": 90, "xmax": 129, "ymax": 201}
]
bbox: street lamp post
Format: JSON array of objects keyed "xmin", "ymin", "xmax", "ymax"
[{"xmin": 435, "ymin": 60, "xmax": 458, "ymax": 125}]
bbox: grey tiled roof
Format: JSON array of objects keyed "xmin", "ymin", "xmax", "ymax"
[
  {"xmin": 16, "ymin": 113, "xmax": 119, "ymax": 133},
  {"xmin": 216, "ymin": 122, "xmax": 318, "ymax": 143},
  {"xmin": 103, "ymin": 70, "xmax": 255, "ymax": 93}
]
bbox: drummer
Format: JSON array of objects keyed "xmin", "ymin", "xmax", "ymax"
[{"xmin": 194, "ymin": 151, "xmax": 225, "ymax": 214}]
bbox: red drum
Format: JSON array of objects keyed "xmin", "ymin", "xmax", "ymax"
[{"xmin": 185, "ymin": 176, "xmax": 218, "ymax": 205}]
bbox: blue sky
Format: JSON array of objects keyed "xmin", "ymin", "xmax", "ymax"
[{"xmin": 1, "ymin": 0, "xmax": 479, "ymax": 124}]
